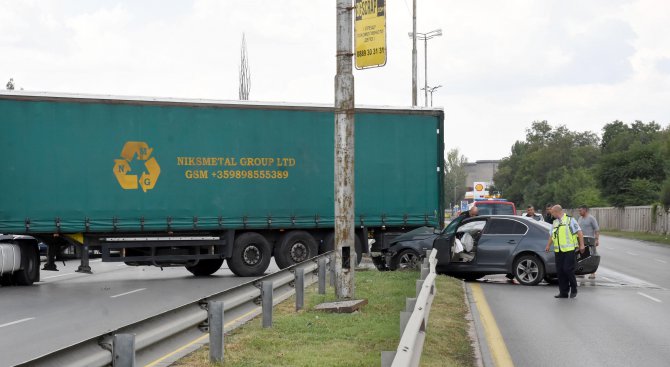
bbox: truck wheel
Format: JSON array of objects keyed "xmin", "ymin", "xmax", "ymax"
[
  {"xmin": 323, "ymin": 232, "xmax": 362, "ymax": 266},
  {"xmin": 185, "ymin": 258, "xmax": 224, "ymax": 276},
  {"xmin": 275, "ymin": 231, "xmax": 318, "ymax": 269},
  {"xmin": 13, "ymin": 242, "xmax": 39, "ymax": 286},
  {"xmin": 228, "ymin": 232, "xmax": 272, "ymax": 277}
]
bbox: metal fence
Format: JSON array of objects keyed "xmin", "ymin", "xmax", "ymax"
[
  {"xmin": 16, "ymin": 253, "xmax": 332, "ymax": 367},
  {"xmin": 567, "ymin": 206, "xmax": 670, "ymax": 235},
  {"xmin": 382, "ymin": 249, "xmax": 438, "ymax": 367}
]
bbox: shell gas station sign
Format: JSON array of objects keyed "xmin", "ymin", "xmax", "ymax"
[{"xmin": 473, "ymin": 182, "xmax": 487, "ymax": 199}]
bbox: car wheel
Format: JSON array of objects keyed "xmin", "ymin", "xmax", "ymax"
[
  {"xmin": 390, "ymin": 249, "xmax": 420, "ymax": 271},
  {"xmin": 513, "ymin": 254, "xmax": 545, "ymax": 286}
]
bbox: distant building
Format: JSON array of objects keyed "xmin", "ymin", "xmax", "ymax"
[{"xmin": 464, "ymin": 160, "xmax": 500, "ymax": 190}]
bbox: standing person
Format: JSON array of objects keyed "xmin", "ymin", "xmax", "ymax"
[
  {"xmin": 545, "ymin": 205, "xmax": 585, "ymax": 299},
  {"xmin": 523, "ymin": 205, "xmax": 542, "ymax": 221},
  {"xmin": 460, "ymin": 205, "xmax": 479, "ymax": 219},
  {"xmin": 578, "ymin": 205, "xmax": 600, "ymax": 279},
  {"xmin": 543, "ymin": 204, "xmax": 554, "ymax": 224}
]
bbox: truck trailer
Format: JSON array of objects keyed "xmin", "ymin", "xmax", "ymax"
[{"xmin": 0, "ymin": 92, "xmax": 444, "ymax": 285}]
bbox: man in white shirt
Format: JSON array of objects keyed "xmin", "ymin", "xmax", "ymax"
[
  {"xmin": 522, "ymin": 205, "xmax": 543, "ymax": 221},
  {"xmin": 578, "ymin": 205, "xmax": 600, "ymax": 279}
]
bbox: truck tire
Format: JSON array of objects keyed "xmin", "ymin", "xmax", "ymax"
[
  {"xmin": 323, "ymin": 232, "xmax": 362, "ymax": 267},
  {"xmin": 228, "ymin": 232, "xmax": 272, "ymax": 277},
  {"xmin": 274, "ymin": 231, "xmax": 318, "ymax": 269},
  {"xmin": 185, "ymin": 258, "xmax": 224, "ymax": 276},
  {"xmin": 13, "ymin": 242, "xmax": 39, "ymax": 286}
]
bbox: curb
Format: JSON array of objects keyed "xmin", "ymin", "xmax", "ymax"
[{"xmin": 463, "ymin": 281, "xmax": 494, "ymax": 367}]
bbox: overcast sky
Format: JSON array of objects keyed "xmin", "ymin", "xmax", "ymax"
[{"xmin": 2, "ymin": 0, "xmax": 669, "ymax": 161}]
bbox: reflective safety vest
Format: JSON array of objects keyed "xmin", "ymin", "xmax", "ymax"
[{"xmin": 552, "ymin": 214, "xmax": 578, "ymax": 252}]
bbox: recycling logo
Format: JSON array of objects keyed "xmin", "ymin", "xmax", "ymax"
[{"xmin": 113, "ymin": 141, "xmax": 161, "ymax": 192}]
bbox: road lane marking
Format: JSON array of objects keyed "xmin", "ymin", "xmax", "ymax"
[
  {"xmin": 654, "ymin": 259, "xmax": 667, "ymax": 264},
  {"xmin": 43, "ymin": 273, "xmax": 78, "ymax": 279},
  {"xmin": 144, "ymin": 307, "xmax": 260, "ymax": 367},
  {"xmin": 600, "ymin": 276, "xmax": 613, "ymax": 282},
  {"xmin": 626, "ymin": 251, "xmax": 638, "ymax": 256},
  {"xmin": 637, "ymin": 292, "xmax": 662, "ymax": 303},
  {"xmin": 110, "ymin": 288, "xmax": 146, "ymax": 298},
  {"xmin": 470, "ymin": 283, "xmax": 514, "ymax": 367},
  {"xmin": 0, "ymin": 317, "xmax": 35, "ymax": 329}
]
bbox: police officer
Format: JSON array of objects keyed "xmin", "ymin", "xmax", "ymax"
[{"xmin": 545, "ymin": 205, "xmax": 585, "ymax": 298}]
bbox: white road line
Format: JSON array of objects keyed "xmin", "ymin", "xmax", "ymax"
[
  {"xmin": 0, "ymin": 318, "xmax": 35, "ymax": 329},
  {"xmin": 626, "ymin": 251, "xmax": 638, "ymax": 256},
  {"xmin": 90, "ymin": 259, "xmax": 102, "ymax": 263},
  {"xmin": 117, "ymin": 264, "xmax": 126, "ymax": 267},
  {"xmin": 654, "ymin": 259, "xmax": 667, "ymax": 264},
  {"xmin": 600, "ymin": 276, "xmax": 613, "ymax": 282},
  {"xmin": 43, "ymin": 273, "xmax": 78, "ymax": 279},
  {"xmin": 637, "ymin": 292, "xmax": 662, "ymax": 303},
  {"xmin": 110, "ymin": 288, "xmax": 146, "ymax": 298}
]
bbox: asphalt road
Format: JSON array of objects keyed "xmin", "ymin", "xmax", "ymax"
[
  {"xmin": 0, "ymin": 258, "xmax": 279, "ymax": 366},
  {"xmin": 474, "ymin": 235, "xmax": 670, "ymax": 367}
]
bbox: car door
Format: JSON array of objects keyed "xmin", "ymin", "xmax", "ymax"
[{"xmin": 475, "ymin": 218, "xmax": 528, "ymax": 269}]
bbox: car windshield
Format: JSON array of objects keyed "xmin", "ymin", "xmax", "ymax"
[{"xmin": 476, "ymin": 203, "xmax": 514, "ymax": 215}]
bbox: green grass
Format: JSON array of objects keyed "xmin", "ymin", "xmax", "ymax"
[
  {"xmin": 176, "ymin": 270, "xmax": 474, "ymax": 367},
  {"xmin": 602, "ymin": 229, "xmax": 670, "ymax": 246}
]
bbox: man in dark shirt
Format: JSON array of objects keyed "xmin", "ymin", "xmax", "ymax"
[{"xmin": 543, "ymin": 204, "xmax": 553, "ymax": 224}]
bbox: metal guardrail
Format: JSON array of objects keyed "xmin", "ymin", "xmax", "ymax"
[
  {"xmin": 16, "ymin": 252, "xmax": 333, "ymax": 367},
  {"xmin": 382, "ymin": 249, "xmax": 438, "ymax": 367}
]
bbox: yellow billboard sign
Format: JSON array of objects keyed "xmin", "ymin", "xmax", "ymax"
[{"xmin": 355, "ymin": 0, "xmax": 386, "ymax": 69}]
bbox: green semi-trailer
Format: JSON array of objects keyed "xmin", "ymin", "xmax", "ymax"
[{"xmin": 0, "ymin": 92, "xmax": 444, "ymax": 284}]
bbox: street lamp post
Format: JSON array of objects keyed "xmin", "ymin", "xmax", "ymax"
[
  {"xmin": 408, "ymin": 29, "xmax": 442, "ymax": 107},
  {"xmin": 421, "ymin": 85, "xmax": 442, "ymax": 106}
]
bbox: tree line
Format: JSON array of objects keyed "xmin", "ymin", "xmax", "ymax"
[{"xmin": 492, "ymin": 120, "xmax": 670, "ymax": 209}]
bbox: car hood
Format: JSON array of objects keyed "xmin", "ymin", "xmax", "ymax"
[{"xmin": 391, "ymin": 226, "xmax": 437, "ymax": 244}]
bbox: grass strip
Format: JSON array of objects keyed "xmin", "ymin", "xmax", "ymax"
[
  {"xmin": 602, "ymin": 229, "xmax": 670, "ymax": 246},
  {"xmin": 176, "ymin": 270, "xmax": 474, "ymax": 367}
]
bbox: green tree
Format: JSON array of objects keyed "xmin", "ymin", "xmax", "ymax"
[
  {"xmin": 493, "ymin": 121, "xmax": 601, "ymax": 209},
  {"xmin": 443, "ymin": 148, "xmax": 468, "ymax": 209},
  {"xmin": 598, "ymin": 121, "xmax": 666, "ymax": 207}
]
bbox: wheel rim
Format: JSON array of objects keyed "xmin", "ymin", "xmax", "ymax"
[
  {"xmin": 398, "ymin": 252, "xmax": 418, "ymax": 269},
  {"xmin": 242, "ymin": 244, "xmax": 261, "ymax": 266},
  {"xmin": 516, "ymin": 259, "xmax": 539, "ymax": 283},
  {"xmin": 290, "ymin": 241, "xmax": 308, "ymax": 262}
]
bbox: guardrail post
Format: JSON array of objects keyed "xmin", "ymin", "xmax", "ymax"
[
  {"xmin": 262, "ymin": 281, "xmax": 273, "ymax": 328},
  {"xmin": 400, "ymin": 310, "xmax": 412, "ymax": 335},
  {"xmin": 208, "ymin": 301, "xmax": 225, "ymax": 363},
  {"xmin": 420, "ymin": 266, "xmax": 429, "ymax": 280},
  {"xmin": 295, "ymin": 268, "xmax": 305, "ymax": 311},
  {"xmin": 423, "ymin": 249, "xmax": 431, "ymax": 266},
  {"xmin": 318, "ymin": 257, "xmax": 327, "ymax": 294},
  {"xmin": 416, "ymin": 279, "xmax": 424, "ymax": 297},
  {"xmin": 112, "ymin": 334, "xmax": 135, "ymax": 367},
  {"xmin": 406, "ymin": 297, "xmax": 417, "ymax": 312},
  {"xmin": 381, "ymin": 351, "xmax": 396, "ymax": 367}
]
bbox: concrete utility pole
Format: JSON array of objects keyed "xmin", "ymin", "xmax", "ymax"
[
  {"xmin": 334, "ymin": 0, "xmax": 355, "ymax": 299},
  {"xmin": 411, "ymin": 0, "xmax": 417, "ymax": 106},
  {"xmin": 410, "ymin": 29, "xmax": 442, "ymax": 106}
]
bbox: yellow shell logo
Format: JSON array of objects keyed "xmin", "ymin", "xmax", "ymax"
[
  {"xmin": 475, "ymin": 183, "xmax": 484, "ymax": 191},
  {"xmin": 113, "ymin": 141, "xmax": 161, "ymax": 192}
]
